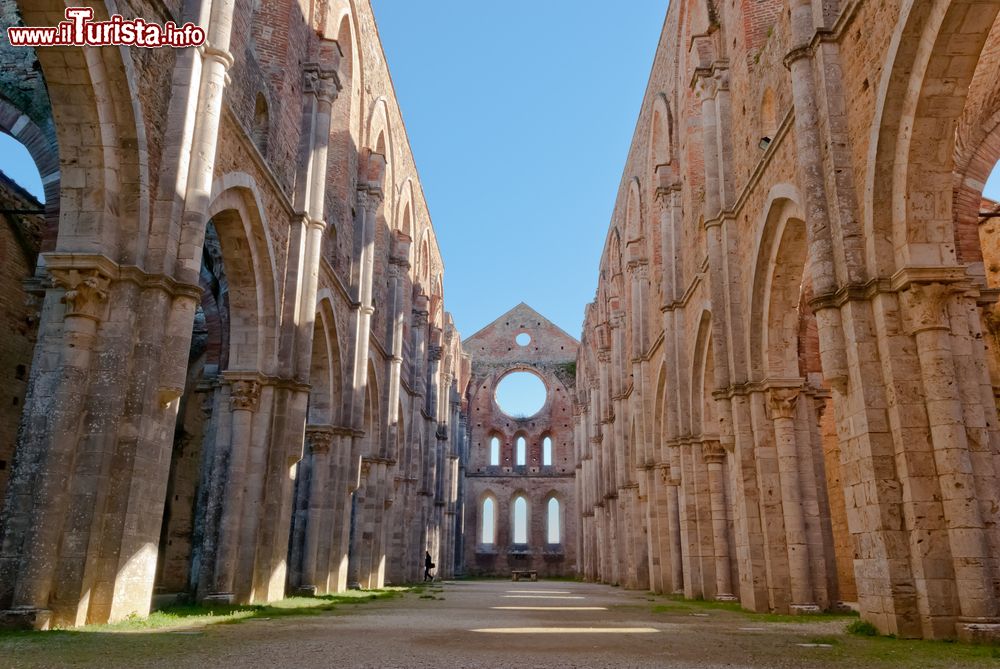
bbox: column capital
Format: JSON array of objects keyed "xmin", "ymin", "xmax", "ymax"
[
  {"xmin": 51, "ymin": 266, "xmax": 112, "ymax": 322},
  {"xmin": 695, "ymin": 73, "xmax": 718, "ymax": 101},
  {"xmin": 229, "ymin": 379, "xmax": 262, "ymax": 412},
  {"xmin": 767, "ymin": 387, "xmax": 800, "ymax": 420},
  {"xmin": 702, "ymin": 440, "xmax": 726, "ymax": 464},
  {"xmin": 303, "ymin": 63, "xmax": 341, "ymax": 102},
  {"xmin": 713, "ymin": 67, "xmax": 730, "ymax": 92},
  {"xmin": 306, "ymin": 426, "xmax": 335, "ymax": 454},
  {"xmin": 900, "ymin": 281, "xmax": 953, "ymax": 335}
]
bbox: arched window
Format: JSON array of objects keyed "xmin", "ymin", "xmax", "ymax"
[
  {"xmin": 481, "ymin": 497, "xmax": 496, "ymax": 545},
  {"xmin": 543, "ymin": 436, "xmax": 552, "ymax": 466},
  {"xmin": 547, "ymin": 497, "xmax": 560, "ymax": 544},
  {"xmin": 513, "ymin": 495, "xmax": 528, "ymax": 544},
  {"xmin": 489, "ymin": 436, "xmax": 500, "ymax": 466},
  {"xmin": 516, "ymin": 436, "xmax": 526, "ymax": 466}
]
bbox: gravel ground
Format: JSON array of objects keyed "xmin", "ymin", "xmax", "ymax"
[{"xmin": 2, "ymin": 580, "xmax": 996, "ymax": 668}]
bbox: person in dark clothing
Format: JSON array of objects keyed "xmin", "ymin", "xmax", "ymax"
[{"xmin": 424, "ymin": 551, "xmax": 435, "ymax": 581}]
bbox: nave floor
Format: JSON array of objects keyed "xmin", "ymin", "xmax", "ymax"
[{"xmin": 3, "ymin": 580, "xmax": 996, "ymax": 668}]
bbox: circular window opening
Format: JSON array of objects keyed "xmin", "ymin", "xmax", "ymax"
[
  {"xmin": 515, "ymin": 332, "xmax": 531, "ymax": 347},
  {"xmin": 494, "ymin": 371, "xmax": 547, "ymax": 418}
]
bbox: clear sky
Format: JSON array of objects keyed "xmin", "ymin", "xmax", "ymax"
[
  {"xmin": 0, "ymin": 133, "xmax": 44, "ymax": 202},
  {"xmin": 370, "ymin": 0, "xmax": 668, "ymax": 340}
]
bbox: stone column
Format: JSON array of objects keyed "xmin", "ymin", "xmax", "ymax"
[
  {"xmin": 298, "ymin": 427, "xmax": 334, "ymax": 593},
  {"xmin": 293, "ymin": 62, "xmax": 340, "ymax": 379},
  {"xmin": 902, "ymin": 283, "xmax": 999, "ymax": 627},
  {"xmin": 209, "ymin": 378, "xmax": 261, "ymax": 602},
  {"xmin": 768, "ymin": 386, "xmax": 817, "ymax": 612},
  {"xmin": 329, "ymin": 432, "xmax": 357, "ymax": 593},
  {"xmin": 703, "ymin": 441, "xmax": 735, "ymax": 600},
  {"xmin": 666, "ymin": 449, "xmax": 684, "ymax": 594},
  {"xmin": 4, "ymin": 266, "xmax": 111, "ymax": 626},
  {"xmin": 384, "ymin": 233, "xmax": 411, "ymax": 460}
]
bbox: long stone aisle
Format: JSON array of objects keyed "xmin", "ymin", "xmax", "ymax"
[{"xmin": 4, "ymin": 580, "xmax": 993, "ymax": 668}]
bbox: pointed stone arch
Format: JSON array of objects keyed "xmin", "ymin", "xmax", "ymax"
[
  {"xmin": 865, "ymin": 0, "xmax": 1000, "ymax": 276},
  {"xmin": 206, "ymin": 176, "xmax": 281, "ymax": 375},
  {"xmin": 11, "ymin": 2, "xmax": 149, "ymax": 264}
]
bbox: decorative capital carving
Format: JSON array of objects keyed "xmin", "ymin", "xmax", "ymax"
[
  {"xmin": 303, "ymin": 64, "xmax": 341, "ymax": 102},
  {"xmin": 229, "ymin": 379, "xmax": 262, "ymax": 412},
  {"xmin": 713, "ymin": 68, "xmax": 729, "ymax": 91},
  {"xmin": 412, "ymin": 309, "xmax": 429, "ymax": 327},
  {"xmin": 702, "ymin": 440, "xmax": 726, "ymax": 464},
  {"xmin": 901, "ymin": 282, "xmax": 952, "ymax": 335},
  {"xmin": 428, "ymin": 345, "xmax": 442, "ymax": 362},
  {"xmin": 306, "ymin": 428, "xmax": 334, "ymax": 454},
  {"xmin": 658, "ymin": 465, "xmax": 671, "ymax": 485},
  {"xmin": 627, "ymin": 260, "xmax": 649, "ymax": 279},
  {"xmin": 360, "ymin": 458, "xmax": 372, "ymax": 480},
  {"xmin": 51, "ymin": 267, "xmax": 112, "ymax": 321},
  {"xmin": 767, "ymin": 387, "xmax": 799, "ymax": 420},
  {"xmin": 695, "ymin": 74, "xmax": 717, "ymax": 101}
]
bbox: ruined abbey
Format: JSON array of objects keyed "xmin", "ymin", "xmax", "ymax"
[{"xmin": 2, "ymin": 0, "xmax": 1000, "ymax": 647}]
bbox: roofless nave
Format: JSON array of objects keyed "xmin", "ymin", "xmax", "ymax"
[{"xmin": 2, "ymin": 0, "xmax": 1000, "ymax": 645}]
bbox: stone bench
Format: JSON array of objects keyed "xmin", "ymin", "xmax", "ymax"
[{"xmin": 511, "ymin": 569, "xmax": 538, "ymax": 582}]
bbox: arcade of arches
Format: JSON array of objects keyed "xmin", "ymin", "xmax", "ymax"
[{"xmin": 2, "ymin": 0, "xmax": 1000, "ymax": 645}]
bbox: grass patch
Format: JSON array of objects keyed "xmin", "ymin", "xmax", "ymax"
[
  {"xmin": 846, "ymin": 619, "xmax": 879, "ymax": 637},
  {"xmin": 0, "ymin": 588, "xmax": 408, "ymax": 637},
  {"xmin": 837, "ymin": 634, "xmax": 1000, "ymax": 667}
]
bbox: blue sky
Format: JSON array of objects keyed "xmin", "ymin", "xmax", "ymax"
[{"xmin": 370, "ymin": 0, "xmax": 668, "ymax": 340}]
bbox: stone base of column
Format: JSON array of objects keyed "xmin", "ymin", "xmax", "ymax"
[
  {"xmin": 957, "ymin": 621, "xmax": 1000, "ymax": 643},
  {"xmin": 715, "ymin": 593, "xmax": 738, "ymax": 602},
  {"xmin": 790, "ymin": 604, "xmax": 822, "ymax": 615},
  {"xmin": 293, "ymin": 585, "xmax": 318, "ymax": 597},
  {"xmin": 0, "ymin": 608, "xmax": 51, "ymax": 630},
  {"xmin": 203, "ymin": 593, "xmax": 235, "ymax": 606}
]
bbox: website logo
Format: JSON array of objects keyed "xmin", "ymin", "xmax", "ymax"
[{"xmin": 7, "ymin": 7, "xmax": 206, "ymax": 48}]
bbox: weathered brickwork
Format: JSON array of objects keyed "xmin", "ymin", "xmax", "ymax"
[
  {"xmin": 462, "ymin": 304, "xmax": 578, "ymax": 578},
  {"xmin": 576, "ymin": 0, "xmax": 1000, "ymax": 642},
  {"xmin": 0, "ymin": 0, "xmax": 466, "ymax": 629},
  {"xmin": 0, "ymin": 172, "xmax": 43, "ymax": 505}
]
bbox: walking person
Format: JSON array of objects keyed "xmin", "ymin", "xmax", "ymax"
[{"xmin": 424, "ymin": 551, "xmax": 435, "ymax": 581}]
